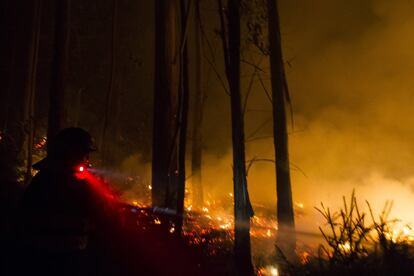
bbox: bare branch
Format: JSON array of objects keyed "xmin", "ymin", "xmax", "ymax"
[
  {"xmin": 257, "ymin": 73, "xmax": 272, "ymax": 103},
  {"xmin": 246, "ymin": 116, "xmax": 272, "ymax": 140},
  {"xmin": 203, "ymin": 53, "xmax": 230, "ymax": 95},
  {"xmin": 241, "ymin": 59, "xmax": 265, "ymax": 72},
  {"xmin": 217, "ymin": 0, "xmax": 230, "ymax": 80},
  {"xmin": 242, "ymin": 68, "xmax": 257, "ymax": 116}
]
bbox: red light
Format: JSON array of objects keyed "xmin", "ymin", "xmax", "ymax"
[{"xmin": 75, "ymin": 165, "xmax": 87, "ymax": 180}]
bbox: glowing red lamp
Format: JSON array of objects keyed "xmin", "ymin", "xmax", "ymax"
[{"xmin": 74, "ymin": 165, "xmax": 87, "ymax": 180}]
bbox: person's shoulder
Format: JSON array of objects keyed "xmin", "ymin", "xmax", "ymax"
[
  {"xmin": 23, "ymin": 170, "xmax": 52, "ymax": 198},
  {"xmin": 29, "ymin": 169, "xmax": 51, "ymax": 186}
]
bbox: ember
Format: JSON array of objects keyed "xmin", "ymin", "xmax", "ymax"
[
  {"xmin": 34, "ymin": 136, "xmax": 47, "ymax": 149},
  {"xmin": 257, "ymin": 265, "xmax": 279, "ymax": 276}
]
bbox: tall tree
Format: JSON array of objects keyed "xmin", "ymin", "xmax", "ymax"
[
  {"xmin": 47, "ymin": 0, "xmax": 71, "ymax": 144},
  {"xmin": 190, "ymin": 0, "xmax": 204, "ymax": 208},
  {"xmin": 0, "ymin": 0, "xmax": 41, "ymax": 241},
  {"xmin": 176, "ymin": 0, "xmax": 191, "ymax": 234},
  {"xmin": 218, "ymin": 0, "xmax": 254, "ymax": 274},
  {"xmin": 267, "ymin": 0, "xmax": 296, "ymax": 255},
  {"xmin": 152, "ymin": 0, "xmax": 180, "ymax": 209},
  {"xmin": 23, "ymin": 0, "xmax": 42, "ymax": 185},
  {"xmin": 100, "ymin": 0, "xmax": 118, "ymax": 166}
]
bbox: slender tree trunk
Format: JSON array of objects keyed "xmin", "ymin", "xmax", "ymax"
[
  {"xmin": 176, "ymin": 0, "xmax": 191, "ymax": 235},
  {"xmin": 152, "ymin": 0, "xmax": 180, "ymax": 209},
  {"xmin": 114, "ymin": 66, "xmax": 127, "ymax": 158},
  {"xmin": 0, "ymin": 1, "xmax": 33, "ymax": 187},
  {"xmin": 191, "ymin": 0, "xmax": 204, "ymax": 208},
  {"xmin": 73, "ymin": 87, "xmax": 84, "ymax": 127},
  {"xmin": 101, "ymin": 0, "xmax": 118, "ymax": 166},
  {"xmin": 47, "ymin": 0, "xmax": 71, "ymax": 145},
  {"xmin": 23, "ymin": 0, "xmax": 42, "ymax": 185},
  {"xmin": 219, "ymin": 0, "xmax": 254, "ymax": 274},
  {"xmin": 267, "ymin": 0, "xmax": 296, "ymax": 256}
]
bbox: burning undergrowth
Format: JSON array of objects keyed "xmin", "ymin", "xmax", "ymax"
[
  {"xmin": 120, "ymin": 190, "xmax": 309, "ymax": 275},
  {"xmin": 87, "ymin": 161, "xmax": 414, "ymax": 275},
  {"xmin": 282, "ymin": 192, "xmax": 414, "ymax": 276}
]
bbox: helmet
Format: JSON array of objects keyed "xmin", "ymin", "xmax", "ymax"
[
  {"xmin": 49, "ymin": 127, "xmax": 96, "ymax": 159},
  {"xmin": 33, "ymin": 128, "xmax": 96, "ymax": 170}
]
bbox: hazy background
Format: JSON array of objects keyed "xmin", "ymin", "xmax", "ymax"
[
  {"xmin": 3, "ymin": 0, "xmax": 414, "ymax": 234},
  {"xmin": 198, "ymin": 0, "xmax": 414, "ymax": 233}
]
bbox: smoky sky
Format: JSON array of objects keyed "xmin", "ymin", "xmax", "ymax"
[
  {"xmin": 282, "ymin": 0, "xmax": 414, "ymax": 182},
  {"xmin": 4, "ymin": 0, "xmax": 412, "ymax": 228},
  {"xmin": 194, "ymin": 0, "xmax": 414, "ymax": 226}
]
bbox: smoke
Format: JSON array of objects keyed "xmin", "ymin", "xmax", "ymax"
[
  {"xmin": 90, "ymin": 0, "xmax": 414, "ymax": 235},
  {"xmin": 197, "ymin": 0, "xmax": 414, "ymax": 231},
  {"xmin": 283, "ymin": 0, "xmax": 414, "ymax": 224}
]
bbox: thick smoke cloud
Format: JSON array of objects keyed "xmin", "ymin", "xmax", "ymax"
[{"xmin": 200, "ymin": 0, "xmax": 414, "ymax": 230}]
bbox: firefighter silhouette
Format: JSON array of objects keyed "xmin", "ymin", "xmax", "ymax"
[{"xmin": 19, "ymin": 128, "xmax": 110, "ymax": 275}]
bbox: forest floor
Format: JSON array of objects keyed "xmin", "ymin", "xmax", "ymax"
[{"xmin": 2, "ymin": 185, "xmax": 414, "ymax": 275}]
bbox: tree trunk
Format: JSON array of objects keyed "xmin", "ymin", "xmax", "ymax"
[
  {"xmin": 47, "ymin": 0, "xmax": 71, "ymax": 145},
  {"xmin": 176, "ymin": 0, "xmax": 191, "ymax": 235},
  {"xmin": 152, "ymin": 0, "xmax": 180, "ymax": 209},
  {"xmin": 23, "ymin": 0, "xmax": 42, "ymax": 185},
  {"xmin": 219, "ymin": 0, "xmax": 254, "ymax": 274},
  {"xmin": 73, "ymin": 87, "xmax": 84, "ymax": 127},
  {"xmin": 0, "ymin": 1, "xmax": 33, "ymax": 188},
  {"xmin": 191, "ymin": 0, "xmax": 204, "ymax": 208},
  {"xmin": 267, "ymin": 0, "xmax": 296, "ymax": 256},
  {"xmin": 100, "ymin": 0, "xmax": 118, "ymax": 167}
]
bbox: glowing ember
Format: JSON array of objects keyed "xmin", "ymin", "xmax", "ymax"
[
  {"xmin": 379, "ymin": 225, "xmax": 414, "ymax": 243},
  {"xmin": 270, "ymin": 267, "xmax": 279, "ymax": 276},
  {"xmin": 34, "ymin": 136, "xmax": 47, "ymax": 149},
  {"xmin": 258, "ymin": 265, "xmax": 279, "ymax": 276},
  {"xmin": 338, "ymin": 241, "xmax": 351, "ymax": 253},
  {"xmin": 299, "ymin": 251, "xmax": 311, "ymax": 264},
  {"xmin": 266, "ymin": 229, "xmax": 272, "ymax": 237},
  {"xmin": 219, "ymin": 223, "xmax": 232, "ymax": 230}
]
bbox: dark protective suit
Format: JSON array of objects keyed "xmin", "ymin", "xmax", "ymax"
[
  {"xmin": 18, "ymin": 164, "xmax": 101, "ymax": 275},
  {"xmin": 16, "ymin": 128, "xmax": 114, "ymax": 275},
  {"xmin": 22, "ymin": 167, "xmax": 93, "ymax": 250}
]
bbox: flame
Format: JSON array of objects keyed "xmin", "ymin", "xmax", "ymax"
[
  {"xmin": 258, "ymin": 266, "xmax": 279, "ymax": 276},
  {"xmin": 338, "ymin": 241, "xmax": 351, "ymax": 253},
  {"xmin": 299, "ymin": 251, "xmax": 311, "ymax": 264},
  {"xmin": 381, "ymin": 225, "xmax": 414, "ymax": 243}
]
